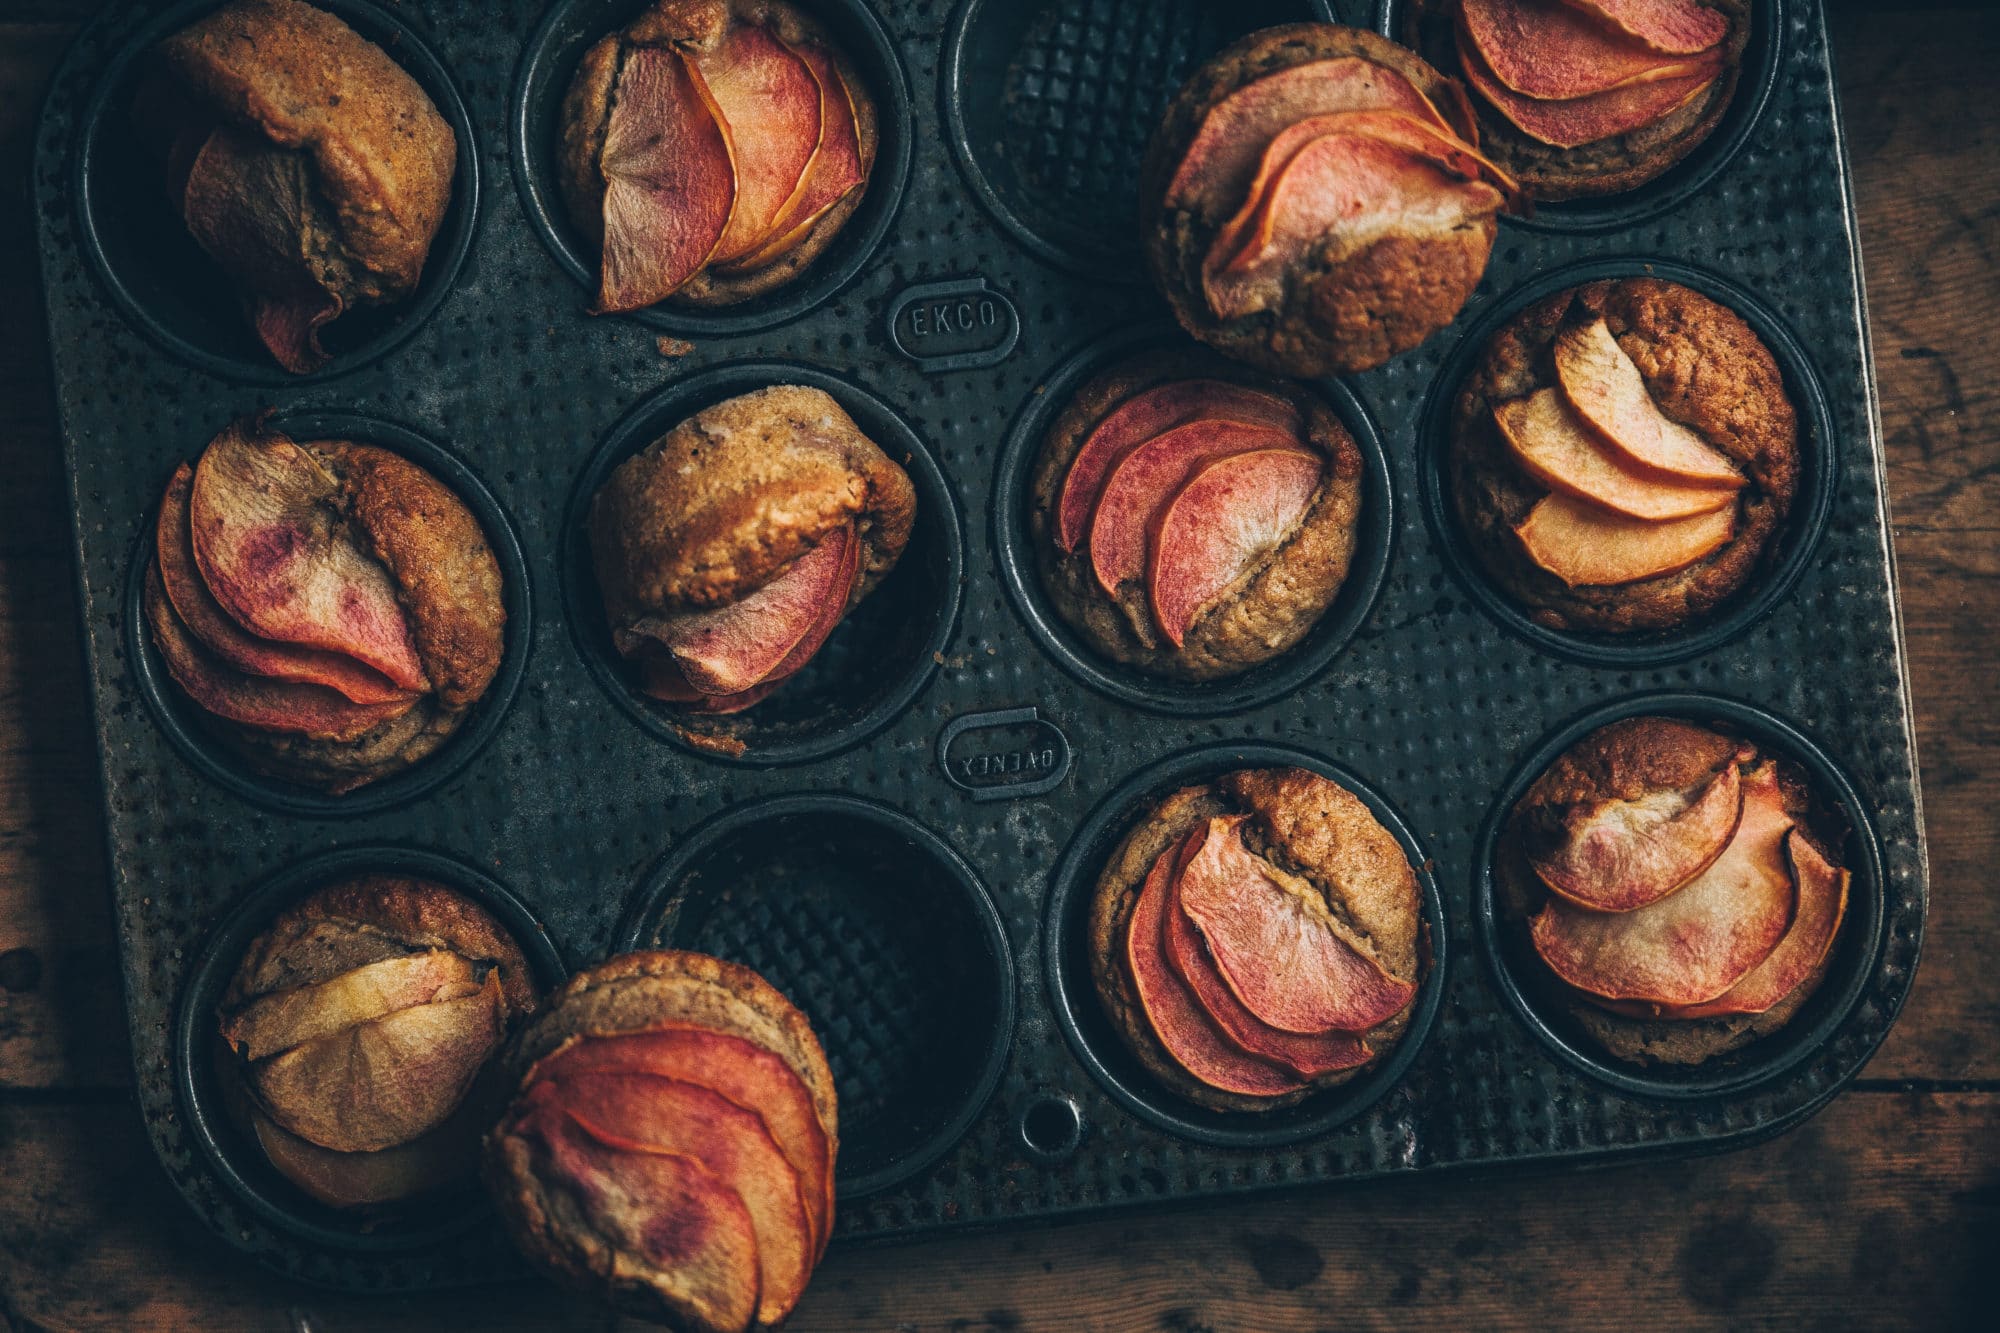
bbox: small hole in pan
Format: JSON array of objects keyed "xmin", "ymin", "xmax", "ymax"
[{"xmin": 1019, "ymin": 1094, "xmax": 1084, "ymax": 1160}]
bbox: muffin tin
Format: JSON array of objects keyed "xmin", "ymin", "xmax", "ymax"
[{"xmin": 34, "ymin": 0, "xmax": 1926, "ymax": 1292}]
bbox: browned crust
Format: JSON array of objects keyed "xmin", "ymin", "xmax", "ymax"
[
  {"xmin": 588, "ymin": 384, "xmax": 915, "ymax": 622},
  {"xmin": 1139, "ymin": 23, "xmax": 1498, "ymax": 376},
  {"xmin": 1448, "ymin": 277, "xmax": 1799, "ymax": 634},
  {"xmin": 1027, "ymin": 348, "xmax": 1365, "ymax": 680},
  {"xmin": 159, "ymin": 0, "xmax": 456, "ymax": 302},
  {"xmin": 1401, "ymin": 0, "xmax": 1750, "ymax": 203},
  {"xmin": 1087, "ymin": 768, "xmax": 1424, "ymax": 1114}
]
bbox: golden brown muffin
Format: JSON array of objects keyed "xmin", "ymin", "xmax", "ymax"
[
  {"xmin": 1448, "ymin": 278, "xmax": 1798, "ymax": 634},
  {"xmin": 1028, "ymin": 348, "xmax": 1364, "ymax": 680},
  {"xmin": 1089, "ymin": 767, "xmax": 1425, "ymax": 1114},
  {"xmin": 137, "ymin": 0, "xmax": 457, "ymax": 372}
]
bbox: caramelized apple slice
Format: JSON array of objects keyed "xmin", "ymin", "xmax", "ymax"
[
  {"xmin": 694, "ymin": 24, "xmax": 823, "ymax": 265},
  {"xmin": 1554, "ymin": 318, "xmax": 1744, "ymax": 487},
  {"xmin": 720, "ymin": 39, "xmax": 865, "ymax": 273},
  {"xmin": 1088, "ymin": 419, "xmax": 1299, "ymax": 596},
  {"xmin": 1529, "ymin": 760, "xmax": 1744, "ymax": 912},
  {"xmin": 249, "ymin": 1102, "xmax": 476, "ymax": 1209},
  {"xmin": 1458, "ymin": 32, "xmax": 1719, "ymax": 149},
  {"xmin": 1147, "ymin": 447, "xmax": 1323, "ymax": 646},
  {"xmin": 1125, "ymin": 839, "xmax": 1305, "ymax": 1096},
  {"xmin": 1056, "ymin": 380, "xmax": 1302, "ymax": 554},
  {"xmin": 222, "ymin": 951, "xmax": 479, "ymax": 1061},
  {"xmin": 1494, "ymin": 390, "xmax": 1737, "ymax": 521},
  {"xmin": 1515, "ymin": 492, "xmax": 1734, "ymax": 587},
  {"xmin": 1670, "ymin": 829, "xmax": 1850, "ymax": 1018},
  {"xmin": 1530, "ymin": 764, "xmax": 1796, "ymax": 1006},
  {"xmin": 1561, "ymin": 0, "xmax": 1729, "ymax": 56},
  {"xmin": 1459, "ymin": 0, "xmax": 1718, "ymax": 100},
  {"xmin": 595, "ymin": 46, "xmax": 738, "ymax": 312}
]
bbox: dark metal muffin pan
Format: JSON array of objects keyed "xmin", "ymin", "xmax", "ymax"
[{"xmin": 35, "ymin": 0, "xmax": 1926, "ymax": 1292}]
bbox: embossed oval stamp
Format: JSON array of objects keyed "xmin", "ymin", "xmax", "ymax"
[
  {"xmin": 937, "ymin": 706, "xmax": 1071, "ymax": 802},
  {"xmin": 888, "ymin": 277, "xmax": 1020, "ymax": 372}
]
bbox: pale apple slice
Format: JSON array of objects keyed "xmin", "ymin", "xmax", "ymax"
[
  {"xmin": 1178, "ymin": 816, "xmax": 1416, "ymax": 1035},
  {"xmin": 1515, "ymin": 492, "xmax": 1734, "ymax": 587},
  {"xmin": 1147, "ymin": 447, "xmax": 1323, "ymax": 646},
  {"xmin": 1554, "ymin": 318, "xmax": 1744, "ymax": 487},
  {"xmin": 694, "ymin": 23, "xmax": 823, "ymax": 265},
  {"xmin": 1669, "ymin": 829, "xmax": 1850, "ymax": 1018},
  {"xmin": 188, "ymin": 421, "xmax": 427, "ymax": 692},
  {"xmin": 720, "ymin": 38, "xmax": 866, "ymax": 273},
  {"xmin": 1460, "ymin": 0, "xmax": 1719, "ymax": 100},
  {"xmin": 1529, "ymin": 759, "xmax": 1745, "ymax": 912},
  {"xmin": 222, "ymin": 950, "xmax": 479, "ymax": 1061},
  {"xmin": 1088, "ymin": 419, "xmax": 1299, "ymax": 596},
  {"xmin": 1494, "ymin": 389, "xmax": 1737, "ymax": 521},
  {"xmin": 1531, "ymin": 763, "xmax": 1796, "ymax": 1006},
  {"xmin": 249, "ymin": 1104, "xmax": 474, "ymax": 1209},
  {"xmin": 1056, "ymin": 380, "xmax": 1302, "ymax": 554},
  {"xmin": 595, "ymin": 46, "xmax": 738, "ymax": 312},
  {"xmin": 1559, "ymin": 0, "xmax": 1729, "ymax": 56},
  {"xmin": 1458, "ymin": 31, "xmax": 1720, "ymax": 149}
]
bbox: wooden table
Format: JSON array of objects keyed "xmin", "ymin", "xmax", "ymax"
[{"xmin": 4, "ymin": 4, "xmax": 1995, "ymax": 1328}]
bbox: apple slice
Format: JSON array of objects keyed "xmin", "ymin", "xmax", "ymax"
[
  {"xmin": 1529, "ymin": 759, "xmax": 1745, "ymax": 912},
  {"xmin": 1088, "ymin": 419, "xmax": 1299, "ymax": 596},
  {"xmin": 720, "ymin": 39, "xmax": 866, "ymax": 273},
  {"xmin": 1559, "ymin": 0, "xmax": 1729, "ymax": 56},
  {"xmin": 249, "ymin": 1103, "xmax": 475, "ymax": 1209},
  {"xmin": 188, "ymin": 421, "xmax": 427, "ymax": 692},
  {"xmin": 1147, "ymin": 447, "xmax": 1323, "ymax": 646},
  {"xmin": 1669, "ymin": 829, "xmax": 1850, "ymax": 1018},
  {"xmin": 1495, "ymin": 389, "xmax": 1737, "ymax": 521},
  {"xmin": 1056, "ymin": 380, "xmax": 1303, "ymax": 554},
  {"xmin": 1458, "ymin": 31, "xmax": 1720, "ymax": 149},
  {"xmin": 222, "ymin": 950, "xmax": 479, "ymax": 1061},
  {"xmin": 144, "ymin": 564, "xmax": 418, "ymax": 741},
  {"xmin": 1125, "ymin": 839, "xmax": 1306, "ymax": 1096},
  {"xmin": 1459, "ymin": 0, "xmax": 1718, "ymax": 100},
  {"xmin": 694, "ymin": 23, "xmax": 823, "ymax": 265},
  {"xmin": 1554, "ymin": 318, "xmax": 1744, "ymax": 488},
  {"xmin": 1515, "ymin": 491, "xmax": 1734, "ymax": 587},
  {"xmin": 756, "ymin": 520, "xmax": 860, "ymax": 685},
  {"xmin": 595, "ymin": 46, "xmax": 738, "ymax": 312},
  {"xmin": 1531, "ymin": 763, "xmax": 1796, "ymax": 1006}
]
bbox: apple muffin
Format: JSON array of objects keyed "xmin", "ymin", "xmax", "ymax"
[
  {"xmin": 132, "ymin": 0, "xmax": 456, "ymax": 372},
  {"xmin": 1139, "ymin": 23, "xmax": 1524, "ymax": 377},
  {"xmin": 215, "ymin": 875, "xmax": 539, "ymax": 1209},
  {"xmin": 1089, "ymin": 767, "xmax": 1426, "ymax": 1114},
  {"xmin": 1400, "ymin": 0, "xmax": 1750, "ymax": 202},
  {"xmin": 1447, "ymin": 277, "xmax": 1798, "ymax": 635},
  {"xmin": 1495, "ymin": 717, "xmax": 1852, "ymax": 1066},
  {"xmin": 559, "ymin": 0, "xmax": 878, "ymax": 313},
  {"xmin": 1029, "ymin": 348, "xmax": 1364, "ymax": 681},
  {"xmin": 143, "ymin": 417, "xmax": 507, "ymax": 794},
  {"xmin": 486, "ymin": 950, "xmax": 837, "ymax": 1330}
]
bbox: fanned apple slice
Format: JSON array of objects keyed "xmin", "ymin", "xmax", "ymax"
[
  {"xmin": 1088, "ymin": 420, "xmax": 1299, "ymax": 596},
  {"xmin": 1147, "ymin": 447, "xmax": 1323, "ymax": 646},
  {"xmin": 1531, "ymin": 764, "xmax": 1796, "ymax": 1006},
  {"xmin": 1125, "ymin": 842, "xmax": 1305, "ymax": 1096},
  {"xmin": 1178, "ymin": 816, "xmax": 1416, "ymax": 1035},
  {"xmin": 1057, "ymin": 380, "xmax": 1302, "ymax": 554},
  {"xmin": 1558, "ymin": 0, "xmax": 1729, "ymax": 56},
  {"xmin": 1458, "ymin": 31, "xmax": 1720, "ymax": 149},
  {"xmin": 720, "ymin": 39, "xmax": 865, "ymax": 273},
  {"xmin": 694, "ymin": 23, "xmax": 823, "ymax": 265},
  {"xmin": 1554, "ymin": 318, "xmax": 1744, "ymax": 487},
  {"xmin": 1669, "ymin": 829, "xmax": 1850, "ymax": 1018},
  {"xmin": 222, "ymin": 951, "xmax": 479, "ymax": 1060},
  {"xmin": 188, "ymin": 421, "xmax": 427, "ymax": 691},
  {"xmin": 1460, "ymin": 0, "xmax": 1718, "ymax": 100},
  {"xmin": 1515, "ymin": 492, "xmax": 1734, "ymax": 587},
  {"xmin": 1494, "ymin": 389, "xmax": 1737, "ymax": 521},
  {"xmin": 595, "ymin": 46, "xmax": 738, "ymax": 312},
  {"xmin": 1529, "ymin": 760, "xmax": 1744, "ymax": 912}
]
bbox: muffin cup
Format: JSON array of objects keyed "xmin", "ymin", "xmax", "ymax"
[
  {"xmin": 1417, "ymin": 255, "xmax": 1837, "ymax": 668},
  {"xmin": 1474, "ymin": 691, "xmax": 1892, "ymax": 1100},
  {"xmin": 1376, "ymin": 0, "xmax": 1786, "ymax": 233},
  {"xmin": 942, "ymin": 0, "xmax": 1337, "ymax": 280},
  {"xmin": 614, "ymin": 794, "xmax": 1016, "ymax": 1199},
  {"xmin": 993, "ymin": 322, "xmax": 1393, "ymax": 715},
  {"xmin": 1042, "ymin": 742, "xmax": 1447, "ymax": 1149},
  {"xmin": 126, "ymin": 410, "xmax": 533, "ymax": 818},
  {"xmin": 511, "ymin": 0, "xmax": 912, "ymax": 337},
  {"xmin": 562, "ymin": 361, "xmax": 963, "ymax": 765},
  {"xmin": 173, "ymin": 846, "xmax": 568, "ymax": 1254},
  {"xmin": 73, "ymin": 0, "xmax": 480, "ymax": 384}
]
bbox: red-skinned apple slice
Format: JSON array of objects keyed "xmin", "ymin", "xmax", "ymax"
[
  {"xmin": 595, "ymin": 46, "xmax": 738, "ymax": 312},
  {"xmin": 1554, "ymin": 318, "xmax": 1744, "ymax": 487},
  {"xmin": 1529, "ymin": 759, "xmax": 1745, "ymax": 912},
  {"xmin": 1147, "ymin": 447, "xmax": 1323, "ymax": 646},
  {"xmin": 1460, "ymin": 0, "xmax": 1719, "ymax": 100},
  {"xmin": 694, "ymin": 23, "xmax": 823, "ymax": 265},
  {"xmin": 1660, "ymin": 829, "xmax": 1850, "ymax": 1019},
  {"xmin": 1494, "ymin": 389, "xmax": 1737, "ymax": 521},
  {"xmin": 1458, "ymin": 31, "xmax": 1720, "ymax": 149},
  {"xmin": 640, "ymin": 527, "xmax": 852, "ymax": 696},
  {"xmin": 1531, "ymin": 763, "xmax": 1796, "ymax": 1006},
  {"xmin": 222, "ymin": 951, "xmax": 479, "ymax": 1061},
  {"xmin": 721, "ymin": 39, "xmax": 865, "ymax": 272},
  {"xmin": 188, "ymin": 422, "xmax": 427, "ymax": 692},
  {"xmin": 536, "ymin": 1072, "xmax": 813, "ymax": 1328},
  {"xmin": 1056, "ymin": 380, "xmax": 1303, "ymax": 554},
  {"xmin": 1515, "ymin": 492, "xmax": 1735, "ymax": 587},
  {"xmin": 1125, "ymin": 842, "xmax": 1305, "ymax": 1096},
  {"xmin": 156, "ymin": 465, "xmax": 413, "ymax": 706},
  {"xmin": 1088, "ymin": 419, "xmax": 1299, "ymax": 596},
  {"xmin": 1177, "ymin": 816, "xmax": 1417, "ymax": 1035},
  {"xmin": 1558, "ymin": 0, "xmax": 1729, "ymax": 56}
]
